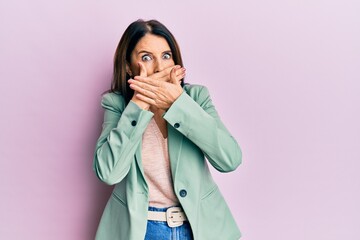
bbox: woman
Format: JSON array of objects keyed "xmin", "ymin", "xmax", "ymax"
[{"xmin": 93, "ymin": 19, "xmax": 242, "ymax": 240}]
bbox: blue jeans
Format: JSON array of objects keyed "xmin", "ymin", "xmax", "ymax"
[{"xmin": 145, "ymin": 206, "xmax": 194, "ymax": 240}]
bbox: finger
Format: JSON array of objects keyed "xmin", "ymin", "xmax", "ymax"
[
  {"xmin": 175, "ymin": 67, "xmax": 186, "ymax": 83},
  {"xmin": 170, "ymin": 66, "xmax": 181, "ymax": 84},
  {"xmin": 149, "ymin": 65, "xmax": 180, "ymax": 79},
  {"xmin": 129, "ymin": 78, "xmax": 171, "ymax": 104},
  {"xmin": 128, "ymin": 78, "xmax": 158, "ymax": 92},
  {"xmin": 157, "ymin": 67, "xmax": 186, "ymax": 82},
  {"xmin": 133, "ymin": 76, "xmax": 161, "ymax": 87},
  {"xmin": 138, "ymin": 62, "xmax": 147, "ymax": 77},
  {"xmin": 128, "ymin": 81, "xmax": 158, "ymax": 99}
]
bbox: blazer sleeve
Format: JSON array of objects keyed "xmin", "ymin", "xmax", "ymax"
[
  {"xmin": 163, "ymin": 85, "xmax": 242, "ymax": 172},
  {"xmin": 93, "ymin": 93, "xmax": 153, "ymax": 185}
]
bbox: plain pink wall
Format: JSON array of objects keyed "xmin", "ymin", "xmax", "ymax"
[{"xmin": 1, "ymin": 0, "xmax": 359, "ymax": 239}]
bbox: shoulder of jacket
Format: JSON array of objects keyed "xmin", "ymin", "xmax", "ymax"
[
  {"xmin": 101, "ymin": 91, "xmax": 126, "ymax": 112},
  {"xmin": 183, "ymin": 84, "xmax": 210, "ymax": 100}
]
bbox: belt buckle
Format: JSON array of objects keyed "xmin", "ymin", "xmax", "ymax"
[{"xmin": 166, "ymin": 207, "xmax": 184, "ymax": 227}]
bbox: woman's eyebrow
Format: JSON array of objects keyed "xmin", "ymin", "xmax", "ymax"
[
  {"xmin": 137, "ymin": 50, "xmax": 172, "ymax": 55},
  {"xmin": 137, "ymin": 50, "xmax": 151, "ymax": 55}
]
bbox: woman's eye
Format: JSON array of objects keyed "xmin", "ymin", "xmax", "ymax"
[
  {"xmin": 163, "ymin": 53, "xmax": 172, "ymax": 59},
  {"xmin": 141, "ymin": 55, "xmax": 152, "ymax": 61}
]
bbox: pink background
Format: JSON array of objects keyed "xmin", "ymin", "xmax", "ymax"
[{"xmin": 1, "ymin": 0, "xmax": 359, "ymax": 239}]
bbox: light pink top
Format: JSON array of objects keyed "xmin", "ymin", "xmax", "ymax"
[{"xmin": 141, "ymin": 118, "xmax": 180, "ymax": 207}]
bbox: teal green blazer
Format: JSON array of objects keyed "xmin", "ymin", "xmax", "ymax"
[{"xmin": 93, "ymin": 84, "xmax": 242, "ymax": 240}]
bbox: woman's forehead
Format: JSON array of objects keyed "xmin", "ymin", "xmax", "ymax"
[{"xmin": 133, "ymin": 34, "xmax": 171, "ymax": 55}]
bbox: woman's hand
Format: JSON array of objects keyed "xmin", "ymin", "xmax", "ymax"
[
  {"xmin": 149, "ymin": 65, "xmax": 185, "ymax": 83},
  {"xmin": 128, "ymin": 65, "xmax": 184, "ymax": 110}
]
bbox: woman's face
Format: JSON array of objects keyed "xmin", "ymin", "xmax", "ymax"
[{"xmin": 127, "ymin": 33, "xmax": 175, "ymax": 77}]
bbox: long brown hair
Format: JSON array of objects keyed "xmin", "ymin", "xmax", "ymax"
[{"xmin": 108, "ymin": 19, "xmax": 185, "ymax": 104}]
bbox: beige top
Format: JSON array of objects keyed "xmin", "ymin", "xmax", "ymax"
[{"xmin": 141, "ymin": 118, "xmax": 179, "ymax": 207}]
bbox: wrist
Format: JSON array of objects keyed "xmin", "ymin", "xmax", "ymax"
[{"xmin": 131, "ymin": 97, "xmax": 150, "ymax": 110}]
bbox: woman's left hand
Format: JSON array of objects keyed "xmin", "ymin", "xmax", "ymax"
[{"xmin": 128, "ymin": 66, "xmax": 184, "ymax": 110}]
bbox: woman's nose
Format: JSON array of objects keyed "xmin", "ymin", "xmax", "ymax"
[{"xmin": 153, "ymin": 59, "xmax": 165, "ymax": 73}]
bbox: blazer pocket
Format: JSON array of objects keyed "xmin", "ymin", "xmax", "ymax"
[
  {"xmin": 198, "ymin": 185, "xmax": 239, "ymax": 239},
  {"xmin": 201, "ymin": 185, "xmax": 219, "ymax": 201},
  {"xmin": 111, "ymin": 191, "xmax": 127, "ymax": 207}
]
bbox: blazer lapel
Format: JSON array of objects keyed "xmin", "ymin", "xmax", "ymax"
[
  {"xmin": 135, "ymin": 139, "xmax": 148, "ymax": 190},
  {"xmin": 167, "ymin": 123, "xmax": 183, "ymax": 181}
]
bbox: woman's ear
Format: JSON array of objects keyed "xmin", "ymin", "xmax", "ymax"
[{"xmin": 126, "ymin": 62, "xmax": 132, "ymax": 77}]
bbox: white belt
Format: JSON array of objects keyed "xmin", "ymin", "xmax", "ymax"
[{"xmin": 147, "ymin": 206, "xmax": 188, "ymax": 227}]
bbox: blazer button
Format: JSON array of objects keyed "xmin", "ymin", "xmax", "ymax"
[
  {"xmin": 179, "ymin": 189, "xmax": 187, "ymax": 197},
  {"xmin": 131, "ymin": 120, "xmax": 137, "ymax": 126},
  {"xmin": 174, "ymin": 123, "xmax": 180, "ymax": 128}
]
